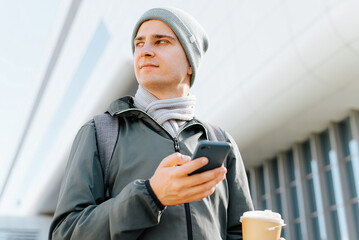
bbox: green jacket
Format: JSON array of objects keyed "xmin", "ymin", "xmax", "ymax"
[{"xmin": 49, "ymin": 97, "xmax": 253, "ymax": 240}]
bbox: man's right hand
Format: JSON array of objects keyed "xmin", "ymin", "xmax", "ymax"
[{"xmin": 149, "ymin": 152, "xmax": 227, "ymax": 206}]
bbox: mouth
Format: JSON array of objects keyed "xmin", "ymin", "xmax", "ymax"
[{"xmin": 139, "ymin": 64, "xmax": 159, "ymax": 69}]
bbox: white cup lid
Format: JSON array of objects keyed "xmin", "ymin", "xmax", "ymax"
[{"xmin": 240, "ymin": 210, "xmax": 284, "ymax": 224}]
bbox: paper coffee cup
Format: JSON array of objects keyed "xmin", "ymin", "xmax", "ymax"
[{"xmin": 240, "ymin": 210, "xmax": 285, "ymax": 240}]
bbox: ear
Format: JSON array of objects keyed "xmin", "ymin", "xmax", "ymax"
[{"xmin": 187, "ymin": 66, "xmax": 193, "ymax": 75}]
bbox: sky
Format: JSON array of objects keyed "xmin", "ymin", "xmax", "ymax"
[{"xmin": 0, "ymin": 0, "xmax": 60, "ymax": 189}]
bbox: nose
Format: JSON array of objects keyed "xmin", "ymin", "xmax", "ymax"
[{"xmin": 139, "ymin": 42, "xmax": 155, "ymax": 57}]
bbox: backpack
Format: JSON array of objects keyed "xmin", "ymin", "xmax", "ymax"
[{"xmin": 94, "ymin": 113, "xmax": 227, "ymax": 198}]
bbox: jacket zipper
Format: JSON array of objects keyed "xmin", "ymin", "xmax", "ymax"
[
  {"xmin": 173, "ymin": 138, "xmax": 180, "ymax": 152},
  {"xmin": 184, "ymin": 203, "xmax": 193, "ymax": 240},
  {"xmin": 115, "ymin": 109, "xmax": 199, "ymax": 240},
  {"xmin": 173, "ymin": 137, "xmax": 193, "ymax": 240}
]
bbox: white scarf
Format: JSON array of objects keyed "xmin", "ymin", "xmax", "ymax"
[{"xmin": 134, "ymin": 86, "xmax": 196, "ymax": 138}]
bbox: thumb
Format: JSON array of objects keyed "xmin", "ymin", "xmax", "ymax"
[{"xmin": 159, "ymin": 153, "xmax": 191, "ymax": 168}]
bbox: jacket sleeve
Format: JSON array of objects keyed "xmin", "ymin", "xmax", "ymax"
[
  {"xmin": 49, "ymin": 121, "xmax": 164, "ymax": 240},
  {"xmin": 225, "ymin": 132, "xmax": 254, "ymax": 240}
]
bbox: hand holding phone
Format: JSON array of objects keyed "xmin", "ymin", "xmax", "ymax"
[{"xmin": 189, "ymin": 140, "xmax": 231, "ymax": 175}]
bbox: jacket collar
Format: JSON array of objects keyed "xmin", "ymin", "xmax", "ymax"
[
  {"xmin": 106, "ymin": 96, "xmax": 135, "ymax": 116},
  {"xmin": 106, "ymin": 96, "xmax": 209, "ymax": 139}
]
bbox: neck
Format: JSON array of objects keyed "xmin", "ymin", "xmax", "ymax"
[{"xmin": 142, "ymin": 84, "xmax": 190, "ymax": 100}]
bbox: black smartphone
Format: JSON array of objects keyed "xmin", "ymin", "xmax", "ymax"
[{"xmin": 189, "ymin": 140, "xmax": 232, "ymax": 175}]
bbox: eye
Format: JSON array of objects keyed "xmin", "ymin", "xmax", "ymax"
[
  {"xmin": 156, "ymin": 39, "xmax": 169, "ymax": 44},
  {"xmin": 135, "ymin": 42, "xmax": 144, "ymax": 47}
]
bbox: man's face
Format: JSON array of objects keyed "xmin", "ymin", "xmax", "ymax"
[{"xmin": 133, "ymin": 20, "xmax": 192, "ymax": 98}]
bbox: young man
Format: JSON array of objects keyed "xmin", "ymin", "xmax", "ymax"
[{"xmin": 49, "ymin": 7, "xmax": 253, "ymax": 240}]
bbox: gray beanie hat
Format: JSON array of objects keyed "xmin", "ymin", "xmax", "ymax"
[{"xmin": 131, "ymin": 7, "xmax": 209, "ymax": 87}]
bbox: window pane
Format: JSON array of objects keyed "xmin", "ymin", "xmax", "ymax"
[
  {"xmin": 307, "ymin": 178, "xmax": 317, "ymax": 212},
  {"xmin": 257, "ymin": 166, "xmax": 267, "ymax": 210},
  {"xmin": 291, "ymin": 186, "xmax": 300, "ymax": 219},
  {"xmin": 312, "ymin": 217, "xmax": 321, "ymax": 240},
  {"xmin": 281, "ymin": 229, "xmax": 286, "ymax": 239},
  {"xmin": 287, "ymin": 150, "xmax": 295, "ymax": 182},
  {"xmin": 325, "ymin": 170, "xmax": 336, "ymax": 206},
  {"xmin": 271, "ymin": 158, "xmax": 280, "ymax": 189},
  {"xmin": 275, "ymin": 192, "xmax": 283, "ymax": 216},
  {"xmin": 331, "ymin": 210, "xmax": 341, "ymax": 240},
  {"xmin": 353, "ymin": 202, "xmax": 359, "ymax": 238},
  {"xmin": 345, "ymin": 160, "xmax": 357, "ymax": 198},
  {"xmin": 258, "ymin": 166, "xmax": 265, "ymax": 195},
  {"xmin": 261, "ymin": 199, "xmax": 267, "ymax": 210},
  {"xmin": 339, "ymin": 117, "xmax": 352, "ymax": 157},
  {"xmin": 295, "ymin": 222, "xmax": 302, "ymax": 240},
  {"xmin": 303, "ymin": 140, "xmax": 312, "ymax": 174},
  {"xmin": 320, "ymin": 130, "xmax": 331, "ymax": 166}
]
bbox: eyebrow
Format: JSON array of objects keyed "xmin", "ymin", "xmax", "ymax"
[{"xmin": 134, "ymin": 34, "xmax": 176, "ymax": 42}]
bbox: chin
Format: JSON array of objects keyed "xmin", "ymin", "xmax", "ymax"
[{"xmin": 138, "ymin": 76, "xmax": 166, "ymax": 87}]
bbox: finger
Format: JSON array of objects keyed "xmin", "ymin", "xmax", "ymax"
[
  {"xmin": 179, "ymin": 174, "xmax": 226, "ymax": 202},
  {"xmin": 179, "ymin": 157, "xmax": 209, "ymax": 175},
  {"xmin": 159, "ymin": 153, "xmax": 191, "ymax": 168},
  {"xmin": 184, "ymin": 167, "xmax": 226, "ymax": 189},
  {"xmin": 179, "ymin": 168, "xmax": 226, "ymax": 196},
  {"xmin": 187, "ymin": 167, "xmax": 227, "ymax": 186}
]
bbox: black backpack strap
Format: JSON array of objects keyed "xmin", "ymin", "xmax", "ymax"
[
  {"xmin": 202, "ymin": 122, "xmax": 227, "ymax": 142},
  {"xmin": 94, "ymin": 113, "xmax": 119, "ymax": 198}
]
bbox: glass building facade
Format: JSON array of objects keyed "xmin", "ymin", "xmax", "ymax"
[{"xmin": 247, "ymin": 111, "xmax": 359, "ymax": 240}]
